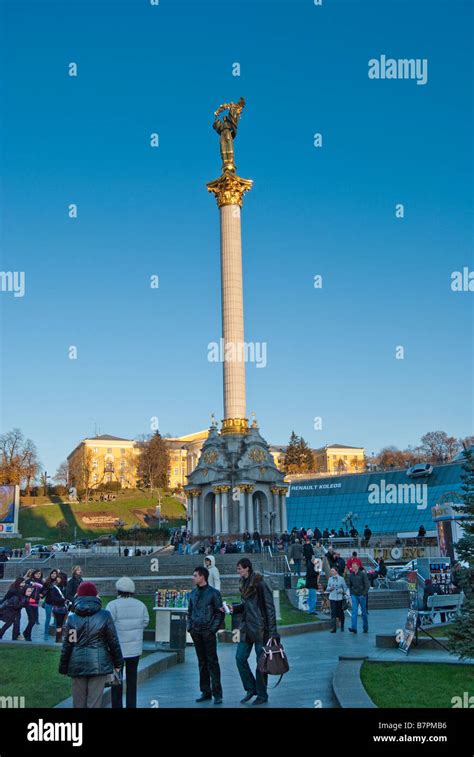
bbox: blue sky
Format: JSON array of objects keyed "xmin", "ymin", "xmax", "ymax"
[{"xmin": 0, "ymin": 0, "xmax": 473, "ymax": 476}]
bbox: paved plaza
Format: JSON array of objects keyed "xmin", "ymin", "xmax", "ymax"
[{"xmin": 2, "ymin": 605, "xmax": 469, "ymax": 709}]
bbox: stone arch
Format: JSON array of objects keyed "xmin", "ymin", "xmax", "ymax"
[
  {"xmin": 201, "ymin": 490, "xmax": 216, "ymax": 536},
  {"xmin": 252, "ymin": 489, "xmax": 269, "ymax": 534}
]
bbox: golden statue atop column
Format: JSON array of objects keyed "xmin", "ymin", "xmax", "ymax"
[{"xmin": 207, "ymin": 97, "xmax": 253, "ymax": 208}]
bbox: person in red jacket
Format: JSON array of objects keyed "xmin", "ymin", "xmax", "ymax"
[{"xmin": 346, "ymin": 551, "xmax": 363, "ymax": 573}]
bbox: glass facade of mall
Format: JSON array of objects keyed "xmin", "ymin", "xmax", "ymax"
[{"xmin": 286, "ymin": 462, "xmax": 464, "ymax": 535}]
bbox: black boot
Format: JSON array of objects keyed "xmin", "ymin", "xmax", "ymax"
[
  {"xmin": 340, "ymin": 618, "xmax": 345, "ymax": 632},
  {"xmin": 330, "ymin": 619, "xmax": 337, "ymax": 633}
]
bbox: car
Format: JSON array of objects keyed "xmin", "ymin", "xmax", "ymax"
[
  {"xmin": 51, "ymin": 542, "xmax": 71, "ymax": 552},
  {"xmin": 30, "ymin": 544, "xmax": 47, "ymax": 553},
  {"xmin": 406, "ymin": 463, "xmax": 433, "ymax": 478}
]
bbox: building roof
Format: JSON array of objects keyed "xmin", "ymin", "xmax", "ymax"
[
  {"xmin": 85, "ymin": 435, "xmax": 132, "ymax": 442},
  {"xmin": 321, "ymin": 444, "xmax": 364, "ymax": 451}
]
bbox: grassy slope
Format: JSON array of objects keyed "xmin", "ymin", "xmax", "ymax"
[
  {"xmin": 11, "ymin": 490, "xmax": 185, "ymax": 547},
  {"xmin": 361, "ymin": 661, "xmax": 474, "ymax": 708}
]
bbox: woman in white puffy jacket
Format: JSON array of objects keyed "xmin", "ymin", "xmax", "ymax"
[
  {"xmin": 204, "ymin": 555, "xmax": 221, "ymax": 591},
  {"xmin": 107, "ymin": 576, "xmax": 149, "ymax": 708}
]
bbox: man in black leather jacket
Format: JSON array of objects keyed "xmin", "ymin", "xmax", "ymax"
[
  {"xmin": 231, "ymin": 557, "xmax": 279, "ymax": 706},
  {"xmin": 187, "ymin": 566, "xmax": 224, "ymax": 704},
  {"xmin": 59, "ymin": 582, "xmax": 123, "ymax": 708}
]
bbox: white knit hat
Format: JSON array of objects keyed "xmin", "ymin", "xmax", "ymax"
[{"xmin": 116, "ymin": 576, "xmax": 135, "ymax": 593}]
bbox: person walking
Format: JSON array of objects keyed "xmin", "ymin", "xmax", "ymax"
[
  {"xmin": 59, "ymin": 581, "xmax": 123, "ymax": 708},
  {"xmin": 0, "ymin": 578, "xmax": 29, "ymax": 641},
  {"xmin": 252, "ymin": 531, "xmax": 261, "ymax": 553},
  {"xmin": 346, "ymin": 551, "xmax": 363, "ymax": 573},
  {"xmin": 305, "ymin": 556, "xmax": 319, "ymax": 614},
  {"xmin": 302, "ymin": 538, "xmax": 314, "ymax": 569},
  {"xmin": 65, "ymin": 566, "xmax": 83, "ymax": 604},
  {"xmin": 363, "ymin": 525, "xmax": 372, "ymax": 547},
  {"xmin": 327, "ymin": 567, "xmax": 347, "ymax": 633},
  {"xmin": 50, "ymin": 574, "xmax": 70, "ymax": 643},
  {"xmin": 204, "ymin": 555, "xmax": 221, "ymax": 591},
  {"xmin": 22, "ymin": 570, "xmax": 43, "ymax": 639},
  {"xmin": 40, "ymin": 569, "xmax": 59, "ymax": 640},
  {"xmin": 187, "ymin": 566, "xmax": 224, "ymax": 704},
  {"xmin": 107, "ymin": 577, "xmax": 149, "ymax": 708},
  {"xmin": 348, "ymin": 563, "xmax": 369, "ymax": 634},
  {"xmin": 288, "ymin": 539, "xmax": 303, "ymax": 576},
  {"xmin": 230, "ymin": 557, "xmax": 279, "ymax": 706},
  {"xmin": 334, "ymin": 552, "xmax": 346, "ymax": 576}
]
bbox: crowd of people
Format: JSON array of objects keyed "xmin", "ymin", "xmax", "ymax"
[
  {"xmin": 0, "ymin": 563, "xmax": 149, "ymax": 709},
  {"xmin": 0, "ymin": 554, "xmax": 279, "ymax": 708}
]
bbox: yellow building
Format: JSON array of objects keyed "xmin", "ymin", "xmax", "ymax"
[
  {"xmin": 67, "ymin": 435, "xmax": 139, "ymax": 490},
  {"xmin": 166, "ymin": 430, "xmax": 210, "ymax": 489},
  {"xmin": 269, "ymin": 443, "xmax": 366, "ymax": 475},
  {"xmin": 313, "ymin": 444, "xmax": 366, "ymax": 474}
]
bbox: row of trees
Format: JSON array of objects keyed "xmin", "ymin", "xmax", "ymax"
[
  {"xmin": 282, "ymin": 430, "xmax": 474, "ymax": 475},
  {"xmin": 376, "ymin": 431, "xmax": 474, "ymax": 470}
]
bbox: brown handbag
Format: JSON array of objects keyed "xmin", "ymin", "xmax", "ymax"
[{"xmin": 257, "ymin": 637, "xmax": 290, "ymax": 686}]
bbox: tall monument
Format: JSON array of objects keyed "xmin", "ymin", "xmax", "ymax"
[{"xmin": 185, "ymin": 99, "xmax": 287, "ymax": 538}]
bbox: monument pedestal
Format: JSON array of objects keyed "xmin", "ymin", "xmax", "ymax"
[{"xmin": 185, "ymin": 422, "xmax": 287, "ymax": 537}]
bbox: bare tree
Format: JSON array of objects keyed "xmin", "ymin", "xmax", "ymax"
[
  {"xmin": 420, "ymin": 431, "xmax": 460, "ymax": 463},
  {"xmin": 69, "ymin": 447, "xmax": 102, "ymax": 502},
  {"xmin": 54, "ymin": 461, "xmax": 69, "ymax": 487},
  {"xmin": 0, "ymin": 429, "xmax": 40, "ymax": 491}
]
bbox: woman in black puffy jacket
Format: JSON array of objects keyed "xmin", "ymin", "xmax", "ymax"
[{"xmin": 59, "ymin": 582, "xmax": 123, "ymax": 708}]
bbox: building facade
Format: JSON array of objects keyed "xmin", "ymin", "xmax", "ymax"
[
  {"xmin": 287, "ymin": 462, "xmax": 464, "ymax": 537},
  {"xmin": 67, "ymin": 435, "xmax": 139, "ymax": 490}
]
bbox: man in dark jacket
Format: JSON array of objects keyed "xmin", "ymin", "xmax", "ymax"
[
  {"xmin": 231, "ymin": 558, "xmax": 279, "ymax": 706},
  {"xmin": 187, "ymin": 566, "xmax": 224, "ymax": 704},
  {"xmin": 65, "ymin": 566, "xmax": 83, "ymax": 603},
  {"xmin": 334, "ymin": 552, "xmax": 346, "ymax": 576},
  {"xmin": 348, "ymin": 564, "xmax": 370, "ymax": 634},
  {"xmin": 59, "ymin": 582, "xmax": 123, "ymax": 708},
  {"xmin": 302, "ymin": 539, "xmax": 314, "ymax": 568},
  {"xmin": 363, "ymin": 525, "xmax": 372, "ymax": 546}
]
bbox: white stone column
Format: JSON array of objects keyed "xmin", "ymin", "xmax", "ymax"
[
  {"xmin": 214, "ymin": 489, "xmax": 222, "ymax": 534},
  {"xmin": 220, "ymin": 204, "xmax": 246, "ymax": 421},
  {"xmin": 246, "ymin": 486, "xmax": 254, "ymax": 533},
  {"xmin": 221, "ymin": 486, "xmax": 229, "ymax": 534},
  {"xmin": 280, "ymin": 489, "xmax": 288, "ymax": 533},
  {"xmin": 192, "ymin": 491, "xmax": 200, "ymax": 536},
  {"xmin": 272, "ymin": 487, "xmax": 281, "ymax": 533},
  {"xmin": 238, "ymin": 486, "xmax": 247, "ymax": 533}
]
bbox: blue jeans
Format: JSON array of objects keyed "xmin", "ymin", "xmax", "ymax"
[
  {"xmin": 351, "ymin": 594, "xmax": 368, "ymax": 631},
  {"xmin": 307, "ymin": 588, "xmax": 317, "ymax": 613},
  {"xmin": 293, "ymin": 559, "xmax": 301, "ymax": 576},
  {"xmin": 236, "ymin": 640, "xmax": 267, "ymax": 699},
  {"xmin": 44, "ymin": 603, "xmax": 54, "ymax": 638}
]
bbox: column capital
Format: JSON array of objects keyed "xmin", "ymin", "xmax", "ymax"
[
  {"xmin": 207, "ymin": 173, "xmax": 253, "ymax": 208},
  {"xmin": 270, "ymin": 486, "xmax": 281, "ymax": 494},
  {"xmin": 221, "ymin": 417, "xmax": 249, "ymax": 435},
  {"xmin": 278, "ymin": 487, "xmax": 289, "ymax": 495}
]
